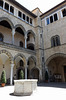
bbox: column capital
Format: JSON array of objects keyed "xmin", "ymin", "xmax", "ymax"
[
  {"xmin": 24, "ymin": 34, "xmax": 27, "ymax": 39},
  {"xmin": 11, "ymin": 63, "xmax": 14, "ymax": 68},
  {"xmin": 12, "ymin": 28, "xmax": 15, "ymax": 35}
]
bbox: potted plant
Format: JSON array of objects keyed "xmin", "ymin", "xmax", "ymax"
[
  {"xmin": 1, "ymin": 70, "xmax": 6, "ymax": 87},
  {"xmin": 45, "ymin": 71, "xmax": 49, "ymax": 82},
  {"xmin": 19, "ymin": 70, "xmax": 24, "ymax": 79}
]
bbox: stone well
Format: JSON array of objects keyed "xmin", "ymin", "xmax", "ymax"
[{"xmin": 14, "ymin": 79, "xmax": 38, "ymax": 96}]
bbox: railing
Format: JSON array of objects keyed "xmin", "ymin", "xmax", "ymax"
[{"xmin": 0, "ymin": 42, "xmax": 36, "ymax": 55}]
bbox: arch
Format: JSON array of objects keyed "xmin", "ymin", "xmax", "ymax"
[
  {"xmin": 0, "ymin": 49, "xmax": 13, "ymax": 63},
  {"xmin": 45, "ymin": 53, "xmax": 66, "ymax": 66},
  {"xmin": 14, "ymin": 53, "xmax": 27, "ymax": 65},
  {"xmin": 15, "ymin": 24, "xmax": 26, "ymax": 35},
  {"xmin": 27, "ymin": 55, "xmax": 36, "ymax": 65},
  {"xmin": 31, "ymin": 67, "xmax": 39, "ymax": 80},
  {"xmin": 0, "ymin": 17, "xmax": 14, "ymax": 29},
  {"xmin": 27, "ymin": 30, "xmax": 36, "ymax": 38}
]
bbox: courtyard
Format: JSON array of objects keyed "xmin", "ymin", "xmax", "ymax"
[{"xmin": 0, "ymin": 82, "xmax": 66, "ymax": 100}]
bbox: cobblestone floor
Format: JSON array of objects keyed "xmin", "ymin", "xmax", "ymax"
[{"xmin": 0, "ymin": 82, "xmax": 66, "ymax": 100}]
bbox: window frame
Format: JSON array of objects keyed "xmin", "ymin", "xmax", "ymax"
[
  {"xmin": 4, "ymin": 2, "xmax": 9, "ymax": 11},
  {"xmin": 62, "ymin": 9, "xmax": 66, "ymax": 17},
  {"xmin": 26, "ymin": 16, "xmax": 29, "ymax": 23},
  {"xmin": 23, "ymin": 14, "xmax": 26, "ymax": 20},
  {"xmin": 51, "ymin": 35, "xmax": 60, "ymax": 47},
  {"xmin": 18, "ymin": 11, "xmax": 22, "ymax": 18},
  {"xmin": 30, "ymin": 18, "xmax": 33, "ymax": 25},
  {"xmin": 0, "ymin": 0, "xmax": 3, "ymax": 8},
  {"xmin": 10, "ymin": 6, "xmax": 14, "ymax": 14}
]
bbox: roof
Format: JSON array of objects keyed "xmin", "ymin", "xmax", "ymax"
[
  {"xmin": 40, "ymin": 0, "xmax": 66, "ymax": 17},
  {"xmin": 32, "ymin": 7, "xmax": 42, "ymax": 14},
  {"xmin": 8, "ymin": 0, "xmax": 37, "ymax": 18}
]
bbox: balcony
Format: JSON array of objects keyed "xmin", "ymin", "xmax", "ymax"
[{"xmin": 0, "ymin": 42, "xmax": 36, "ymax": 55}]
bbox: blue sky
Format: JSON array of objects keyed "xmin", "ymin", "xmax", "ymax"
[{"xmin": 15, "ymin": 0, "xmax": 63, "ymax": 13}]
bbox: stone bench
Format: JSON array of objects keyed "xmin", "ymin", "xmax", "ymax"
[{"xmin": 14, "ymin": 79, "xmax": 38, "ymax": 96}]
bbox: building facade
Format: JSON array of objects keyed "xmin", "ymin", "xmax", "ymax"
[{"xmin": 0, "ymin": 0, "xmax": 66, "ymax": 85}]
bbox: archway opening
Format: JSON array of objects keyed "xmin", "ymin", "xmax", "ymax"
[
  {"xmin": 0, "ymin": 20, "xmax": 12, "ymax": 29},
  {"xmin": 15, "ymin": 27, "xmax": 25, "ymax": 47},
  {"xmin": 0, "ymin": 19, "xmax": 12, "ymax": 44},
  {"xmin": 47, "ymin": 56, "xmax": 66, "ymax": 82},
  {"xmin": 14, "ymin": 54, "xmax": 26, "ymax": 80},
  {"xmin": 0, "ymin": 50, "xmax": 12, "ymax": 85},
  {"xmin": 27, "ymin": 56, "xmax": 36, "ymax": 79},
  {"xmin": 15, "ymin": 27, "xmax": 24, "ymax": 36}
]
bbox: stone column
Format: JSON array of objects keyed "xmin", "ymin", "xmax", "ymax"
[
  {"xmin": 24, "ymin": 34, "xmax": 27, "ymax": 48},
  {"xmin": 10, "ymin": 63, "xmax": 14, "ymax": 85},
  {"xmin": 39, "ymin": 69, "xmax": 42, "ymax": 81},
  {"xmin": 3, "ymin": 1, "xmax": 5, "ymax": 10},
  {"xmin": 25, "ymin": 66, "xmax": 28, "ymax": 79},
  {"xmin": 60, "ymin": 10, "xmax": 63, "ymax": 18},
  {"xmin": 12, "ymin": 28, "xmax": 15, "ymax": 44}
]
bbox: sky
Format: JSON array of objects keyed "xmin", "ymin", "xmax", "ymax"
[{"xmin": 15, "ymin": 0, "xmax": 64, "ymax": 13}]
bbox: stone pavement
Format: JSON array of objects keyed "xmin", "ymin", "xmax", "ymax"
[{"xmin": 0, "ymin": 83, "xmax": 66, "ymax": 100}]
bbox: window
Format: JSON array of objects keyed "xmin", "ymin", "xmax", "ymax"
[
  {"xmin": 51, "ymin": 35, "xmax": 60, "ymax": 47},
  {"xmin": 27, "ymin": 16, "xmax": 29, "ymax": 23},
  {"xmin": 30, "ymin": 18, "xmax": 32, "ymax": 24},
  {"xmin": 42, "ymin": 57, "xmax": 44, "ymax": 62},
  {"xmin": 51, "ymin": 37, "xmax": 55, "ymax": 47},
  {"xmin": 56, "ymin": 36, "xmax": 60, "ymax": 46},
  {"xmin": 23, "ymin": 14, "xmax": 25, "ymax": 20},
  {"xmin": 46, "ymin": 13, "xmax": 58, "ymax": 25},
  {"xmin": 40, "ymin": 34, "xmax": 42, "ymax": 38},
  {"xmin": 50, "ymin": 16, "xmax": 53, "ymax": 23},
  {"xmin": 18, "ymin": 11, "xmax": 22, "ymax": 18},
  {"xmin": 20, "ymin": 41, "xmax": 23, "ymax": 47},
  {"xmin": 62, "ymin": 9, "xmax": 66, "ymax": 17},
  {"xmin": 0, "ymin": 0, "xmax": 3, "ymax": 8},
  {"xmin": 0, "ymin": 33, "xmax": 3, "ymax": 42},
  {"xmin": 54, "ymin": 14, "xmax": 58, "ymax": 21},
  {"xmin": 5, "ymin": 3, "xmax": 9, "ymax": 11},
  {"xmin": 10, "ymin": 6, "xmax": 14, "ymax": 14},
  {"xmin": 46, "ymin": 18, "xmax": 50, "ymax": 25}
]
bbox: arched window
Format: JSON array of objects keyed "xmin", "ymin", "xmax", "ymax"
[
  {"xmin": 62, "ymin": 9, "xmax": 66, "ymax": 17},
  {"xmin": 0, "ymin": 33, "xmax": 3, "ymax": 42},
  {"xmin": 20, "ymin": 41, "xmax": 23, "ymax": 47},
  {"xmin": 51, "ymin": 35, "xmax": 60, "ymax": 47}
]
